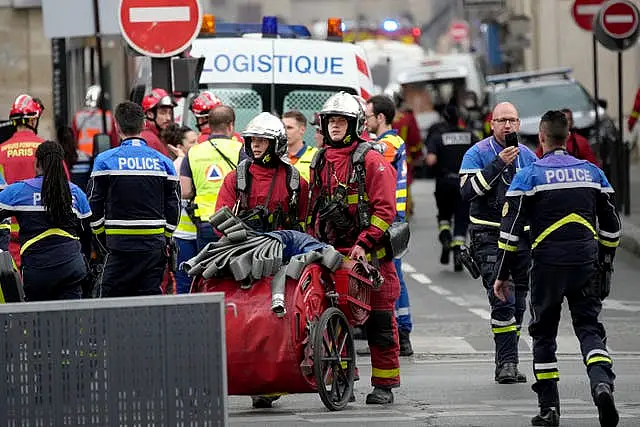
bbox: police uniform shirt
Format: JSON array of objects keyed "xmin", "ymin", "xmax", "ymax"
[
  {"xmin": 426, "ymin": 126, "xmax": 478, "ymax": 176},
  {"xmin": 495, "ymin": 150, "xmax": 621, "ymax": 280},
  {"xmin": 0, "ymin": 176, "xmax": 91, "ymax": 267}
]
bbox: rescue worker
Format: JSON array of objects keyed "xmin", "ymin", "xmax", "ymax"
[
  {"xmin": 307, "ymin": 92, "xmax": 401, "ymax": 404},
  {"xmin": 162, "ymin": 123, "xmax": 198, "ymax": 294},
  {"xmin": 628, "ymin": 87, "xmax": 640, "ymax": 132},
  {"xmin": 494, "ymin": 110, "xmax": 621, "ymax": 427},
  {"xmin": 141, "ymin": 88, "xmax": 176, "ymax": 157},
  {"xmin": 0, "ymin": 94, "xmax": 46, "ymax": 268},
  {"xmin": 310, "ymin": 113, "xmax": 324, "ymax": 148},
  {"xmin": 282, "ymin": 110, "xmax": 318, "ymax": 182},
  {"xmin": 71, "ymin": 85, "xmax": 119, "ymax": 156},
  {"xmin": 189, "ymin": 90, "xmax": 222, "ymax": 142},
  {"xmin": 180, "ymin": 105, "xmax": 244, "ymax": 250},
  {"xmin": 88, "ymin": 101, "xmax": 180, "ymax": 297},
  {"xmin": 0, "ymin": 141, "xmax": 91, "ymax": 301},
  {"xmin": 426, "ymin": 104, "xmax": 478, "ymax": 271},
  {"xmin": 392, "ymin": 105, "xmax": 421, "ymax": 217},
  {"xmin": 535, "ymin": 108, "xmax": 599, "ymax": 166},
  {"xmin": 365, "ymin": 94, "xmax": 413, "ymax": 357},
  {"xmin": 459, "ymin": 102, "xmax": 538, "ymax": 384}
]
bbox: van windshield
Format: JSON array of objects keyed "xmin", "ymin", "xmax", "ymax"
[{"xmin": 185, "ymin": 84, "xmax": 354, "ymax": 146}]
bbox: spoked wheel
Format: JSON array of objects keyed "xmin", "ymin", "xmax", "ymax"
[{"xmin": 313, "ymin": 307, "xmax": 356, "ymax": 411}]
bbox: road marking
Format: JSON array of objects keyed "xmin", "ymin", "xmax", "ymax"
[
  {"xmin": 411, "ymin": 336, "xmax": 477, "ymax": 354},
  {"xmin": 604, "ymin": 299, "xmax": 640, "ymax": 312},
  {"xmin": 468, "ymin": 308, "xmax": 491, "ymax": 320},
  {"xmin": 129, "ymin": 6, "xmax": 191, "ymax": 23},
  {"xmin": 308, "ymin": 416, "xmax": 417, "ymax": 423},
  {"xmin": 411, "ymin": 273, "xmax": 432, "ymax": 284},
  {"xmin": 428, "ymin": 285, "xmax": 451, "ymax": 296},
  {"xmin": 401, "ymin": 262, "xmax": 416, "ymax": 273},
  {"xmin": 446, "ymin": 296, "xmax": 470, "ymax": 306}
]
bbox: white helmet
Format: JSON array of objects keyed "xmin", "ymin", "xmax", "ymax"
[
  {"xmin": 319, "ymin": 91, "xmax": 365, "ymax": 146},
  {"xmin": 85, "ymin": 85, "xmax": 102, "ymax": 109},
  {"xmin": 242, "ymin": 112, "xmax": 288, "ymax": 165}
]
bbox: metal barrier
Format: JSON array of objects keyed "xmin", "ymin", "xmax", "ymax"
[{"xmin": 0, "ymin": 294, "xmax": 227, "ymax": 426}]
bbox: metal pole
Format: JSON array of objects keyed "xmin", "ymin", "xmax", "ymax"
[
  {"xmin": 618, "ymin": 51, "xmax": 627, "ymax": 214},
  {"xmin": 593, "ymin": 34, "xmax": 601, "ymax": 158},
  {"xmin": 92, "ymin": 0, "xmax": 108, "ymax": 134}
]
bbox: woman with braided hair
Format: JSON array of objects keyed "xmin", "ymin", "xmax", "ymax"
[{"xmin": 0, "ymin": 140, "xmax": 92, "ymax": 301}]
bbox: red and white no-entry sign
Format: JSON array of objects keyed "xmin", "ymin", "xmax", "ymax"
[
  {"xmin": 572, "ymin": 0, "xmax": 606, "ymax": 31},
  {"xmin": 448, "ymin": 21, "xmax": 470, "ymax": 43},
  {"xmin": 600, "ymin": 0, "xmax": 639, "ymax": 38},
  {"xmin": 119, "ymin": 0, "xmax": 203, "ymax": 58}
]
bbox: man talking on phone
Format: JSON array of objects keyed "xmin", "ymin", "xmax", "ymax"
[{"xmin": 459, "ymin": 102, "xmax": 538, "ymax": 384}]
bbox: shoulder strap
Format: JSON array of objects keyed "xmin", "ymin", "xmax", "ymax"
[
  {"xmin": 235, "ymin": 159, "xmax": 253, "ymax": 210},
  {"xmin": 351, "ymin": 142, "xmax": 372, "ymax": 229},
  {"xmin": 284, "ymin": 163, "xmax": 301, "ymax": 229},
  {"xmin": 285, "ymin": 163, "xmax": 301, "ymax": 192},
  {"xmin": 310, "ymin": 147, "xmax": 327, "ymax": 170},
  {"xmin": 352, "ymin": 142, "xmax": 372, "ymax": 166}
]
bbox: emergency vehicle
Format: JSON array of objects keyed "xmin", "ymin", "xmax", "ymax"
[{"xmin": 183, "ymin": 16, "xmax": 374, "ymax": 146}]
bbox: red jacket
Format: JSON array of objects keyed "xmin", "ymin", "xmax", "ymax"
[
  {"xmin": 535, "ymin": 132, "xmax": 599, "ymax": 166},
  {"xmin": 141, "ymin": 122, "xmax": 169, "ymax": 157},
  {"xmin": 628, "ymin": 88, "xmax": 640, "ymax": 132},
  {"xmin": 0, "ymin": 130, "xmax": 45, "ymax": 185},
  {"xmin": 215, "ymin": 162, "xmax": 309, "ymax": 227},
  {"xmin": 392, "ymin": 110, "xmax": 421, "ymax": 164},
  {"xmin": 308, "ymin": 143, "xmax": 397, "ymax": 252}
]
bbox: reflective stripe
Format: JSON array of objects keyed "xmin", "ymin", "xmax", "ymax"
[
  {"xmin": 90, "ymin": 217, "xmax": 105, "ymax": 228},
  {"xmin": 508, "ymin": 181, "xmax": 602, "ymax": 197},
  {"xmin": 371, "ymin": 367, "xmax": 400, "ymax": 379},
  {"xmin": 599, "ymin": 239, "xmax": 619, "ymax": 248},
  {"xmin": 535, "ymin": 371, "xmax": 559, "ymax": 380},
  {"xmin": 599, "ymin": 230, "xmax": 621, "ymax": 239},
  {"xmin": 0, "ymin": 223, "xmax": 10, "ymax": 230},
  {"xmin": 91, "ymin": 169, "xmax": 173, "ymax": 178},
  {"xmin": 459, "ymin": 169, "xmax": 481, "ymax": 174},
  {"xmin": 105, "ymin": 219, "xmax": 166, "ymax": 226},
  {"xmin": 20, "ymin": 228, "xmax": 78, "ymax": 255},
  {"xmin": 491, "ymin": 317, "xmax": 516, "ymax": 327},
  {"xmin": 470, "ymin": 216, "xmax": 500, "ymax": 227},
  {"xmin": 347, "ymin": 193, "xmax": 369, "ymax": 204},
  {"xmin": 586, "ymin": 349, "xmax": 609, "ymax": 360},
  {"xmin": 10, "ymin": 223, "xmax": 19, "ymax": 232},
  {"xmin": 104, "ymin": 228, "xmax": 164, "ymax": 235},
  {"xmin": 534, "ymin": 362, "xmax": 558, "ymax": 370},
  {"xmin": 500, "ymin": 231, "xmax": 519, "ymax": 242},
  {"xmin": 396, "ymin": 189, "xmax": 407, "ymax": 198},
  {"xmin": 475, "ymin": 172, "xmax": 491, "ymax": 191},
  {"xmin": 631, "ymin": 111, "xmax": 639, "ymax": 119},
  {"xmin": 470, "ymin": 179, "xmax": 484, "ymax": 196},
  {"xmin": 366, "ymin": 247, "xmax": 386, "ymax": 261},
  {"xmin": 92, "ymin": 226, "xmax": 105, "ymax": 235},
  {"xmin": 370, "ymin": 215, "xmax": 390, "ymax": 232},
  {"xmin": 396, "ymin": 307, "xmax": 410, "ymax": 316},
  {"xmin": 586, "ymin": 356, "xmax": 612, "ymax": 366},
  {"xmin": 165, "ymin": 224, "xmax": 177, "ymax": 231},
  {"xmin": 532, "ymin": 213, "xmax": 596, "ymax": 249},
  {"xmin": 498, "ymin": 241, "xmax": 518, "ymax": 252},
  {"xmin": 492, "ymin": 325, "xmax": 518, "ymax": 334},
  {"xmin": 396, "ymin": 202, "xmax": 406, "ymax": 211}
]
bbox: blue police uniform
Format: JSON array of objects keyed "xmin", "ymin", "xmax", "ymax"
[
  {"xmin": 459, "ymin": 135, "xmax": 538, "ymax": 381},
  {"xmin": 495, "ymin": 149, "xmax": 620, "ymax": 419},
  {"xmin": 0, "ymin": 176, "xmax": 92, "ymax": 300},
  {"xmin": 88, "ymin": 137, "xmax": 180, "ymax": 297}
]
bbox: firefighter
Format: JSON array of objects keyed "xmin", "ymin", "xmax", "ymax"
[
  {"xmin": 310, "ymin": 113, "xmax": 325, "ymax": 148},
  {"xmin": 459, "ymin": 102, "xmax": 538, "ymax": 384},
  {"xmin": 0, "ymin": 94, "xmax": 46, "ymax": 268},
  {"xmin": 307, "ymin": 91, "xmax": 400, "ymax": 404},
  {"xmin": 365, "ymin": 94, "xmax": 413, "ymax": 357},
  {"xmin": 180, "ymin": 105, "xmax": 244, "ymax": 250},
  {"xmin": 141, "ymin": 88, "xmax": 177, "ymax": 157},
  {"xmin": 426, "ymin": 104, "xmax": 478, "ymax": 271},
  {"xmin": 71, "ymin": 85, "xmax": 119, "ymax": 156},
  {"xmin": 189, "ymin": 90, "xmax": 223, "ymax": 142},
  {"xmin": 494, "ymin": 110, "xmax": 620, "ymax": 427},
  {"xmin": 628, "ymin": 87, "xmax": 640, "ymax": 133},
  {"xmin": 282, "ymin": 110, "xmax": 318, "ymax": 182},
  {"xmin": 88, "ymin": 101, "xmax": 180, "ymax": 297},
  {"xmin": 0, "ymin": 141, "xmax": 91, "ymax": 301},
  {"xmin": 535, "ymin": 108, "xmax": 598, "ymax": 166},
  {"xmin": 392, "ymin": 106, "xmax": 421, "ymax": 217}
]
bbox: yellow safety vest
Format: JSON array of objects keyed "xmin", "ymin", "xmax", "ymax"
[
  {"xmin": 189, "ymin": 138, "xmax": 243, "ymax": 221},
  {"xmin": 291, "ymin": 145, "xmax": 318, "ymax": 182},
  {"xmin": 174, "ymin": 201, "xmax": 197, "ymax": 240}
]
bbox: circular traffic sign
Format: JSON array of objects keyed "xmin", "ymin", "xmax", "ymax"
[
  {"xmin": 572, "ymin": 0, "xmax": 606, "ymax": 32},
  {"xmin": 119, "ymin": 0, "xmax": 203, "ymax": 58},
  {"xmin": 599, "ymin": 0, "xmax": 639, "ymax": 38},
  {"xmin": 448, "ymin": 21, "xmax": 469, "ymax": 43}
]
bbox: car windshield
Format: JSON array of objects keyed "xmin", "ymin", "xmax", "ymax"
[{"xmin": 495, "ymin": 83, "xmax": 593, "ymax": 118}]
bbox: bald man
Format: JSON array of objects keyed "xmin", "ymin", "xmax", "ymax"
[{"xmin": 459, "ymin": 102, "xmax": 538, "ymax": 384}]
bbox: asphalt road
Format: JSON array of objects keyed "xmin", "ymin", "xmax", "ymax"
[{"xmin": 228, "ymin": 179, "xmax": 640, "ymax": 426}]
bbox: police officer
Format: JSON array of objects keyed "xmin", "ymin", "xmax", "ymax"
[
  {"xmin": 494, "ymin": 110, "xmax": 620, "ymax": 427},
  {"xmin": 459, "ymin": 102, "xmax": 538, "ymax": 384},
  {"xmin": 180, "ymin": 105, "xmax": 244, "ymax": 250},
  {"xmin": 426, "ymin": 104, "xmax": 478, "ymax": 271},
  {"xmin": 88, "ymin": 101, "xmax": 180, "ymax": 297},
  {"xmin": 365, "ymin": 94, "xmax": 413, "ymax": 357},
  {"xmin": 308, "ymin": 92, "xmax": 401, "ymax": 404},
  {"xmin": 0, "ymin": 141, "xmax": 91, "ymax": 301},
  {"xmin": 216, "ymin": 112, "xmax": 308, "ymax": 234},
  {"xmin": 141, "ymin": 88, "xmax": 176, "ymax": 157},
  {"xmin": 282, "ymin": 110, "xmax": 318, "ymax": 182}
]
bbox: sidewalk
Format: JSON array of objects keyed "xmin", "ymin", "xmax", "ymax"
[{"xmin": 620, "ymin": 162, "xmax": 640, "ymax": 257}]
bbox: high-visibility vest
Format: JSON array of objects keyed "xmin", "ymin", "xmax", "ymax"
[
  {"xmin": 189, "ymin": 138, "xmax": 243, "ymax": 221},
  {"xmin": 378, "ymin": 132, "xmax": 407, "ymax": 222},
  {"xmin": 72, "ymin": 109, "xmax": 115, "ymax": 156},
  {"xmin": 290, "ymin": 145, "xmax": 318, "ymax": 182}
]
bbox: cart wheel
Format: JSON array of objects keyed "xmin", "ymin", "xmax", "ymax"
[{"xmin": 313, "ymin": 307, "xmax": 355, "ymax": 411}]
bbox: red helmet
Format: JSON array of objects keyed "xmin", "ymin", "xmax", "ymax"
[
  {"xmin": 141, "ymin": 88, "xmax": 177, "ymax": 113},
  {"xmin": 190, "ymin": 91, "xmax": 222, "ymax": 118},
  {"xmin": 9, "ymin": 94, "xmax": 43, "ymax": 120}
]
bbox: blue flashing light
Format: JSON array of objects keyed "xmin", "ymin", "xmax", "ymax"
[
  {"xmin": 341, "ymin": 22, "xmax": 346, "ymax": 32},
  {"xmin": 206, "ymin": 22, "xmax": 311, "ymax": 39},
  {"xmin": 262, "ymin": 16, "xmax": 278, "ymax": 37},
  {"xmin": 382, "ymin": 19, "xmax": 400, "ymax": 32}
]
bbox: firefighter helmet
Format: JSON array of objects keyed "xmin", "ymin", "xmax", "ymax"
[
  {"xmin": 141, "ymin": 88, "xmax": 177, "ymax": 113},
  {"xmin": 85, "ymin": 85, "xmax": 102, "ymax": 109},
  {"xmin": 242, "ymin": 112, "xmax": 288, "ymax": 164},
  {"xmin": 319, "ymin": 91, "xmax": 365, "ymax": 146},
  {"xmin": 9, "ymin": 94, "xmax": 43, "ymax": 120},
  {"xmin": 190, "ymin": 91, "xmax": 222, "ymax": 118}
]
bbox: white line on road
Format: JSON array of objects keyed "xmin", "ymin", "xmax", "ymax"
[
  {"xmin": 401, "ymin": 262, "xmax": 416, "ymax": 273},
  {"xmin": 411, "ymin": 273, "xmax": 432, "ymax": 284},
  {"xmin": 428, "ymin": 285, "xmax": 452, "ymax": 296},
  {"xmin": 468, "ymin": 308, "xmax": 491, "ymax": 320},
  {"xmin": 446, "ymin": 296, "xmax": 470, "ymax": 306},
  {"xmin": 129, "ymin": 6, "xmax": 190, "ymax": 23}
]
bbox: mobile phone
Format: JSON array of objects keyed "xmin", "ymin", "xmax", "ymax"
[{"xmin": 505, "ymin": 132, "xmax": 519, "ymax": 148}]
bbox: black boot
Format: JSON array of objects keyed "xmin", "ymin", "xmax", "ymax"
[
  {"xmin": 365, "ymin": 387, "xmax": 394, "ymax": 404},
  {"xmin": 399, "ymin": 330, "xmax": 414, "ymax": 357},
  {"xmin": 531, "ymin": 407, "xmax": 560, "ymax": 426},
  {"xmin": 439, "ymin": 229, "xmax": 452, "ymax": 265},
  {"xmin": 495, "ymin": 362, "xmax": 518, "ymax": 384},
  {"xmin": 594, "ymin": 383, "xmax": 619, "ymax": 427},
  {"xmin": 251, "ymin": 395, "xmax": 280, "ymax": 408},
  {"xmin": 453, "ymin": 247, "xmax": 463, "ymax": 271}
]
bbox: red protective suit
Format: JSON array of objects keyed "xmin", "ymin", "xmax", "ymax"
[
  {"xmin": 628, "ymin": 88, "xmax": 640, "ymax": 132},
  {"xmin": 215, "ymin": 162, "xmax": 309, "ymax": 226},
  {"xmin": 392, "ymin": 110, "xmax": 421, "ymax": 179},
  {"xmin": 535, "ymin": 132, "xmax": 599, "ymax": 166},
  {"xmin": 308, "ymin": 143, "xmax": 401, "ymax": 389},
  {"xmin": 141, "ymin": 122, "xmax": 169, "ymax": 157}
]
